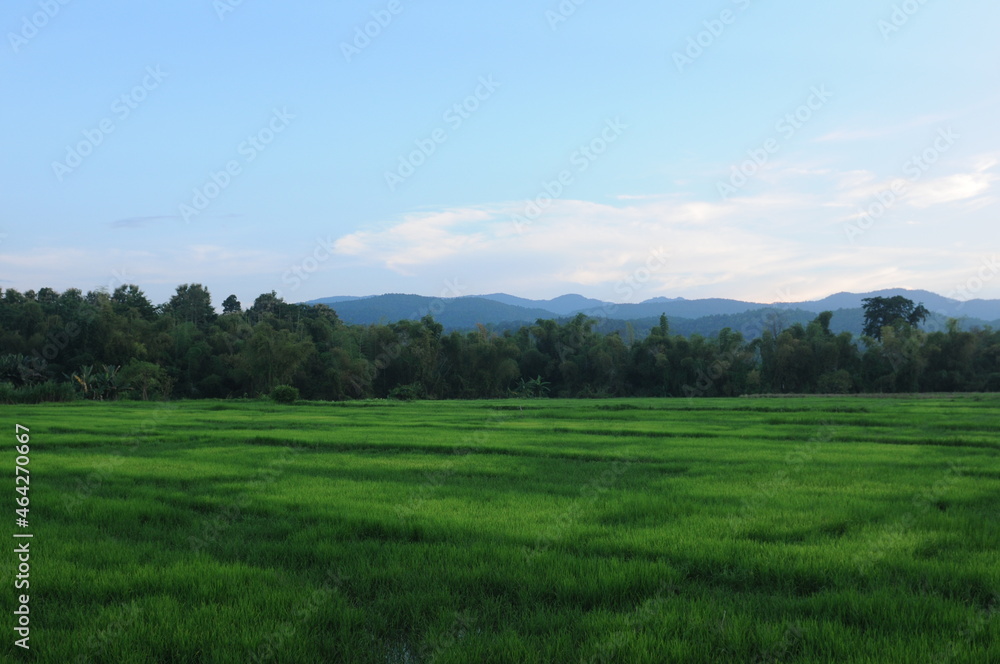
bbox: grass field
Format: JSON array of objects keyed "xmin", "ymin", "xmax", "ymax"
[{"xmin": 3, "ymin": 395, "xmax": 999, "ymax": 663}]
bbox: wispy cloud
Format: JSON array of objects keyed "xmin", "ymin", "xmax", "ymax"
[
  {"xmin": 1, "ymin": 245, "xmax": 287, "ymax": 296},
  {"xmin": 906, "ymin": 172, "xmax": 996, "ymax": 208},
  {"xmin": 813, "ymin": 113, "xmax": 958, "ymax": 144},
  {"xmin": 327, "ymin": 157, "xmax": 999, "ymax": 302}
]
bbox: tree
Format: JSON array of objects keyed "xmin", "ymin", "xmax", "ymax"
[
  {"xmin": 111, "ymin": 284, "xmax": 157, "ymax": 321},
  {"xmin": 222, "ymin": 295, "xmax": 242, "ymax": 315},
  {"xmin": 0, "ymin": 354, "xmax": 45, "ymax": 387},
  {"xmin": 165, "ymin": 284, "xmax": 216, "ymax": 328},
  {"xmin": 862, "ymin": 296, "xmax": 930, "ymax": 341},
  {"xmin": 121, "ymin": 360, "xmax": 168, "ymax": 400},
  {"xmin": 239, "ymin": 323, "xmax": 313, "ymax": 394},
  {"xmin": 653, "ymin": 313, "xmax": 669, "ymax": 337},
  {"xmin": 251, "ymin": 291, "xmax": 282, "ymax": 315}
]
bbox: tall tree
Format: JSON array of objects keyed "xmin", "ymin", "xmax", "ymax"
[
  {"xmin": 165, "ymin": 284, "xmax": 216, "ymax": 329},
  {"xmin": 111, "ymin": 284, "xmax": 157, "ymax": 321},
  {"xmin": 221, "ymin": 295, "xmax": 242, "ymax": 315},
  {"xmin": 862, "ymin": 296, "xmax": 930, "ymax": 341}
]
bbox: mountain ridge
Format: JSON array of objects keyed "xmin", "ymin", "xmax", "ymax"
[{"xmin": 304, "ymin": 289, "xmax": 1000, "ymax": 337}]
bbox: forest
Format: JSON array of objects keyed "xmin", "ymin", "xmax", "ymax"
[{"xmin": 1, "ymin": 284, "xmax": 998, "ymax": 403}]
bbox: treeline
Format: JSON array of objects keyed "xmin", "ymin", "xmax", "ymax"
[{"xmin": 1, "ymin": 284, "xmax": 999, "ymax": 403}]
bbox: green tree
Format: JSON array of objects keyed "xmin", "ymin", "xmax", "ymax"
[
  {"xmin": 121, "ymin": 359, "xmax": 168, "ymax": 400},
  {"xmin": 653, "ymin": 313, "xmax": 669, "ymax": 337},
  {"xmin": 240, "ymin": 323, "xmax": 313, "ymax": 395},
  {"xmin": 164, "ymin": 284, "xmax": 216, "ymax": 329},
  {"xmin": 862, "ymin": 296, "xmax": 930, "ymax": 341},
  {"xmin": 111, "ymin": 284, "xmax": 157, "ymax": 321},
  {"xmin": 250, "ymin": 291, "xmax": 284, "ymax": 320},
  {"xmin": 222, "ymin": 295, "xmax": 242, "ymax": 315}
]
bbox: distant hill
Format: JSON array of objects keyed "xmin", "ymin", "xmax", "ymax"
[
  {"xmin": 573, "ymin": 298, "xmax": 767, "ymax": 320},
  {"xmin": 550, "ymin": 308, "xmax": 993, "ymax": 342},
  {"xmin": 798, "ymin": 288, "xmax": 1000, "ymax": 320},
  {"xmin": 303, "ymin": 290, "xmax": 1000, "ymax": 337},
  {"xmin": 309, "ymin": 295, "xmax": 370, "ymax": 305},
  {"xmin": 472, "ymin": 293, "xmax": 611, "ymax": 315},
  {"xmin": 306, "ymin": 294, "xmax": 555, "ymax": 329}
]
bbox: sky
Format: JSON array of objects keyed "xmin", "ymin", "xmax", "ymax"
[{"xmin": 2, "ymin": 0, "xmax": 998, "ymax": 309}]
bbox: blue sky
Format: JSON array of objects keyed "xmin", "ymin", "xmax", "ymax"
[{"xmin": 2, "ymin": 0, "xmax": 998, "ymax": 308}]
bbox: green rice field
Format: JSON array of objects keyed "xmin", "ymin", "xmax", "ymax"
[{"xmin": 3, "ymin": 395, "xmax": 998, "ymax": 662}]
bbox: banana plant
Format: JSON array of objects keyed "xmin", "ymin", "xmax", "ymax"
[
  {"xmin": 93, "ymin": 364, "xmax": 122, "ymax": 401},
  {"xmin": 514, "ymin": 375, "xmax": 551, "ymax": 399},
  {"xmin": 71, "ymin": 365, "xmax": 95, "ymax": 398}
]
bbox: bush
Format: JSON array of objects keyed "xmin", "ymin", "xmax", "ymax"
[
  {"xmin": 270, "ymin": 385, "xmax": 300, "ymax": 404},
  {"xmin": 0, "ymin": 381, "xmax": 78, "ymax": 404},
  {"xmin": 388, "ymin": 383, "xmax": 423, "ymax": 401},
  {"xmin": 817, "ymin": 370, "xmax": 854, "ymax": 394},
  {"xmin": 120, "ymin": 360, "xmax": 169, "ymax": 401}
]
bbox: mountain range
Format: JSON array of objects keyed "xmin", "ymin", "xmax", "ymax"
[{"xmin": 304, "ymin": 289, "xmax": 1000, "ymax": 339}]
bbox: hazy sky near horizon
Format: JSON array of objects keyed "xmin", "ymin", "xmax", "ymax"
[{"xmin": 2, "ymin": 0, "xmax": 998, "ymax": 308}]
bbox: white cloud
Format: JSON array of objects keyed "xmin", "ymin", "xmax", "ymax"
[
  {"xmin": 906, "ymin": 172, "xmax": 996, "ymax": 208},
  {"xmin": 19, "ymin": 157, "xmax": 994, "ymax": 305},
  {"xmin": 813, "ymin": 113, "xmax": 957, "ymax": 144},
  {"xmin": 324, "ymin": 157, "xmax": 1000, "ymax": 302},
  {"xmin": 2, "ymin": 245, "xmax": 287, "ymax": 298}
]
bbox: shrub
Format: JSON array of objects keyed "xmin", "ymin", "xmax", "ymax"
[
  {"xmin": 33, "ymin": 381, "xmax": 79, "ymax": 403},
  {"xmin": 270, "ymin": 385, "xmax": 300, "ymax": 404},
  {"xmin": 388, "ymin": 383, "xmax": 423, "ymax": 401},
  {"xmin": 817, "ymin": 370, "xmax": 854, "ymax": 394},
  {"xmin": 0, "ymin": 381, "xmax": 78, "ymax": 404}
]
